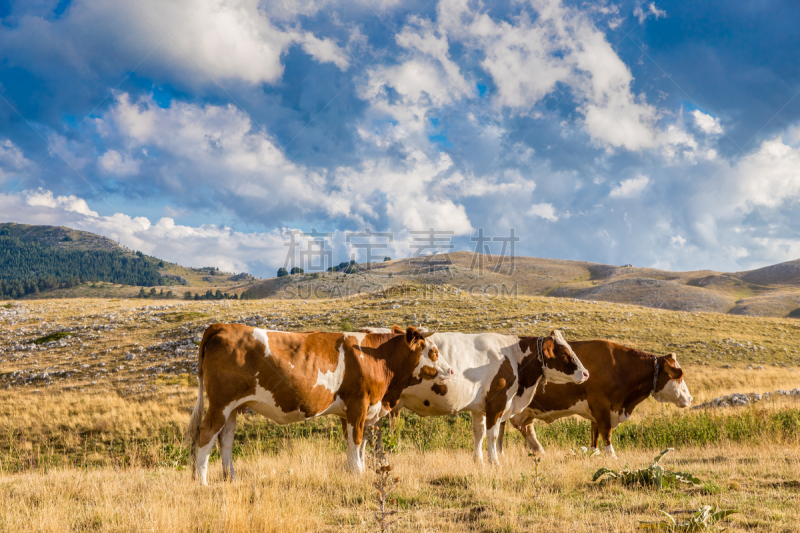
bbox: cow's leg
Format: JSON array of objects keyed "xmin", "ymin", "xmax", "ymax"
[
  {"xmin": 219, "ymin": 410, "xmax": 238, "ymax": 482},
  {"xmin": 590, "ymin": 422, "xmax": 600, "ymax": 453},
  {"xmin": 471, "ymin": 412, "xmax": 487, "ymax": 464},
  {"xmin": 596, "ymin": 412, "xmax": 616, "ymax": 458},
  {"xmin": 486, "ymin": 420, "xmax": 502, "ymax": 466},
  {"xmin": 344, "ymin": 404, "xmax": 367, "ymax": 474},
  {"xmin": 496, "ymin": 421, "xmax": 505, "ymax": 455},
  {"xmin": 196, "ymin": 407, "xmax": 227, "ymax": 485},
  {"xmin": 519, "ymin": 422, "xmax": 546, "ymax": 456},
  {"xmin": 341, "ymin": 417, "xmax": 367, "ymax": 472}
]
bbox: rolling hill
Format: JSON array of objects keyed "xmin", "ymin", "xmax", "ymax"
[
  {"xmin": 0, "ymin": 223, "xmax": 256, "ymax": 299},
  {"xmin": 2, "ymin": 223, "xmax": 800, "ymax": 318},
  {"xmin": 245, "ymin": 252, "xmax": 800, "ymax": 319}
]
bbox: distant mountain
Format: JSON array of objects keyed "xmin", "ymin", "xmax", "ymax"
[
  {"xmin": 2, "ymin": 223, "xmax": 799, "ymax": 319},
  {"xmin": 0, "ymin": 223, "xmax": 259, "ymax": 300},
  {"xmin": 0, "ymin": 222, "xmax": 164, "ymax": 298}
]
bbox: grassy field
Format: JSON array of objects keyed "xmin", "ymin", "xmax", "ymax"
[{"xmin": 1, "ymin": 291, "xmax": 799, "ymax": 531}]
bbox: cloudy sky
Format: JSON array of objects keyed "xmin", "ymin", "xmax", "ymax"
[{"xmin": 1, "ymin": 0, "xmax": 799, "ymax": 277}]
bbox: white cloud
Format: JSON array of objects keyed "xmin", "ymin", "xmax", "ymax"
[
  {"xmin": 22, "ymin": 188, "xmax": 99, "ymax": 217},
  {"xmin": 359, "ymin": 17, "xmax": 470, "ymax": 132},
  {"xmin": 609, "ymin": 174, "xmax": 650, "ymax": 198},
  {"xmin": 0, "ymin": 0, "xmax": 349, "ymax": 87},
  {"xmin": 0, "ymin": 139, "xmax": 32, "ymax": 181},
  {"xmin": 332, "ymin": 150, "xmax": 474, "ymax": 235},
  {"xmin": 0, "ymin": 187, "xmax": 477, "ymax": 274},
  {"xmin": 433, "ymin": 0, "xmax": 691, "ymax": 153},
  {"xmin": 95, "ymin": 92, "xmax": 477, "ymax": 234},
  {"xmin": 528, "ymin": 202, "xmax": 559, "ymax": 222},
  {"xmin": 98, "ymin": 149, "xmax": 140, "ymax": 176},
  {"xmin": 298, "ymin": 32, "xmax": 350, "ymax": 70},
  {"xmin": 634, "ymin": 2, "xmax": 666, "ymax": 24},
  {"xmin": 155, "ymin": 0, "xmax": 349, "ymax": 82},
  {"xmin": 691, "ymin": 109, "xmax": 723, "ymax": 135},
  {"xmin": 732, "ymin": 136, "xmax": 800, "ymax": 209},
  {"xmin": 99, "ymin": 92, "xmax": 349, "ymax": 220},
  {"xmin": 670, "ymin": 234, "xmax": 686, "ymax": 247}
]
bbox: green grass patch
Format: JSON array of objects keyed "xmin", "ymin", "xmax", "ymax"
[
  {"xmin": 2, "ymin": 402, "xmax": 798, "ymax": 474},
  {"xmin": 31, "ymin": 331, "xmax": 74, "ymax": 344},
  {"xmin": 161, "ymin": 311, "xmax": 209, "ymax": 322}
]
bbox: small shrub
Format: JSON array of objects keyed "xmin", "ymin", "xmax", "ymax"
[
  {"xmin": 340, "ymin": 319, "xmax": 354, "ymax": 332},
  {"xmin": 367, "ymin": 423, "xmax": 400, "ymax": 533},
  {"xmin": 639, "ymin": 505, "xmax": 738, "ymax": 531},
  {"xmin": 32, "ymin": 332, "xmax": 73, "ymax": 345},
  {"xmin": 570, "ymin": 446, "xmax": 600, "ymax": 457},
  {"xmin": 593, "ymin": 448, "xmax": 702, "ymax": 489}
]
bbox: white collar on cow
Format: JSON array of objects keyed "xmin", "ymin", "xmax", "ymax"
[{"xmin": 651, "ymin": 356, "xmax": 660, "ymax": 396}]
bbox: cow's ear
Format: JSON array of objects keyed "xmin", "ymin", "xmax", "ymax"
[
  {"xmin": 392, "ymin": 325, "xmax": 404, "ymax": 335},
  {"xmin": 665, "ymin": 361, "xmax": 683, "ymax": 380},
  {"xmin": 405, "ymin": 326, "xmax": 421, "ymax": 344}
]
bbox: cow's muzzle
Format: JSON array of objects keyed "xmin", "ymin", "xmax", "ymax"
[
  {"xmin": 437, "ymin": 369, "xmax": 455, "ymax": 381},
  {"xmin": 573, "ymin": 369, "xmax": 590, "ymax": 383}
]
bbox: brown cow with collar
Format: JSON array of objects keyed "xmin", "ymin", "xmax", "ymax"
[
  {"xmin": 503, "ymin": 340, "xmax": 693, "ymax": 457},
  {"xmin": 185, "ymin": 324, "xmax": 452, "ymax": 484}
]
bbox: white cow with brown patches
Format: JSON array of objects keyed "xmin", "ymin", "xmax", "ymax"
[
  {"xmin": 184, "ymin": 324, "xmax": 452, "ymax": 484},
  {"xmin": 505, "ymin": 340, "xmax": 693, "ymax": 458},
  {"xmin": 365, "ymin": 329, "xmax": 589, "ymax": 465}
]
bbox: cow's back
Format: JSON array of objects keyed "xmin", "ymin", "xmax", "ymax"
[
  {"xmin": 399, "ymin": 332, "xmax": 520, "ymax": 416},
  {"xmin": 202, "ymin": 326, "xmax": 351, "ymax": 423}
]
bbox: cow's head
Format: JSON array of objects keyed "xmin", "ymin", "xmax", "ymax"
[
  {"xmin": 652, "ymin": 353, "xmax": 693, "ymax": 407},
  {"xmin": 392, "ymin": 325, "xmax": 453, "ymax": 383},
  {"xmin": 540, "ymin": 330, "xmax": 589, "ymax": 384}
]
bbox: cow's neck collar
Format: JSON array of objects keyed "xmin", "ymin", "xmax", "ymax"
[
  {"xmin": 650, "ymin": 356, "xmax": 660, "ymax": 396},
  {"xmin": 536, "ymin": 336, "xmax": 548, "ymax": 391}
]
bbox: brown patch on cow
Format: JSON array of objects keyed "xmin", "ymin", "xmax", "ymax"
[
  {"xmin": 431, "ymin": 383, "xmax": 448, "ymax": 396},
  {"xmin": 484, "ymin": 358, "xmax": 516, "ymax": 430},
  {"xmin": 418, "ymin": 365, "xmax": 437, "ymax": 380},
  {"xmin": 406, "ymin": 375, "xmax": 423, "ymax": 387}
]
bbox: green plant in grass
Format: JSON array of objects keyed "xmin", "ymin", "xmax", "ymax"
[
  {"xmin": 592, "ymin": 448, "xmax": 702, "ymax": 489},
  {"xmin": 569, "ymin": 446, "xmax": 600, "ymax": 457},
  {"xmin": 639, "ymin": 505, "xmax": 738, "ymax": 531},
  {"xmin": 31, "ymin": 331, "xmax": 73, "ymax": 344}
]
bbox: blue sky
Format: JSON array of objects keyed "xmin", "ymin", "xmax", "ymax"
[{"xmin": 1, "ymin": 0, "xmax": 799, "ymax": 277}]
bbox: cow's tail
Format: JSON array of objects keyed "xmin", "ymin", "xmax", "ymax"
[{"xmin": 185, "ymin": 324, "xmax": 224, "ymax": 478}]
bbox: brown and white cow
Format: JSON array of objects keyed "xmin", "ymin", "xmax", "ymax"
[
  {"xmin": 366, "ymin": 328, "xmax": 589, "ymax": 465},
  {"xmin": 184, "ymin": 324, "xmax": 452, "ymax": 484},
  {"xmin": 504, "ymin": 340, "xmax": 693, "ymax": 458}
]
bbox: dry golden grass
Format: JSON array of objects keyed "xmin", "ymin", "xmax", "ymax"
[
  {"xmin": 1, "ymin": 294, "xmax": 800, "ymax": 531},
  {"xmin": 1, "ymin": 440, "xmax": 798, "ymax": 532}
]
